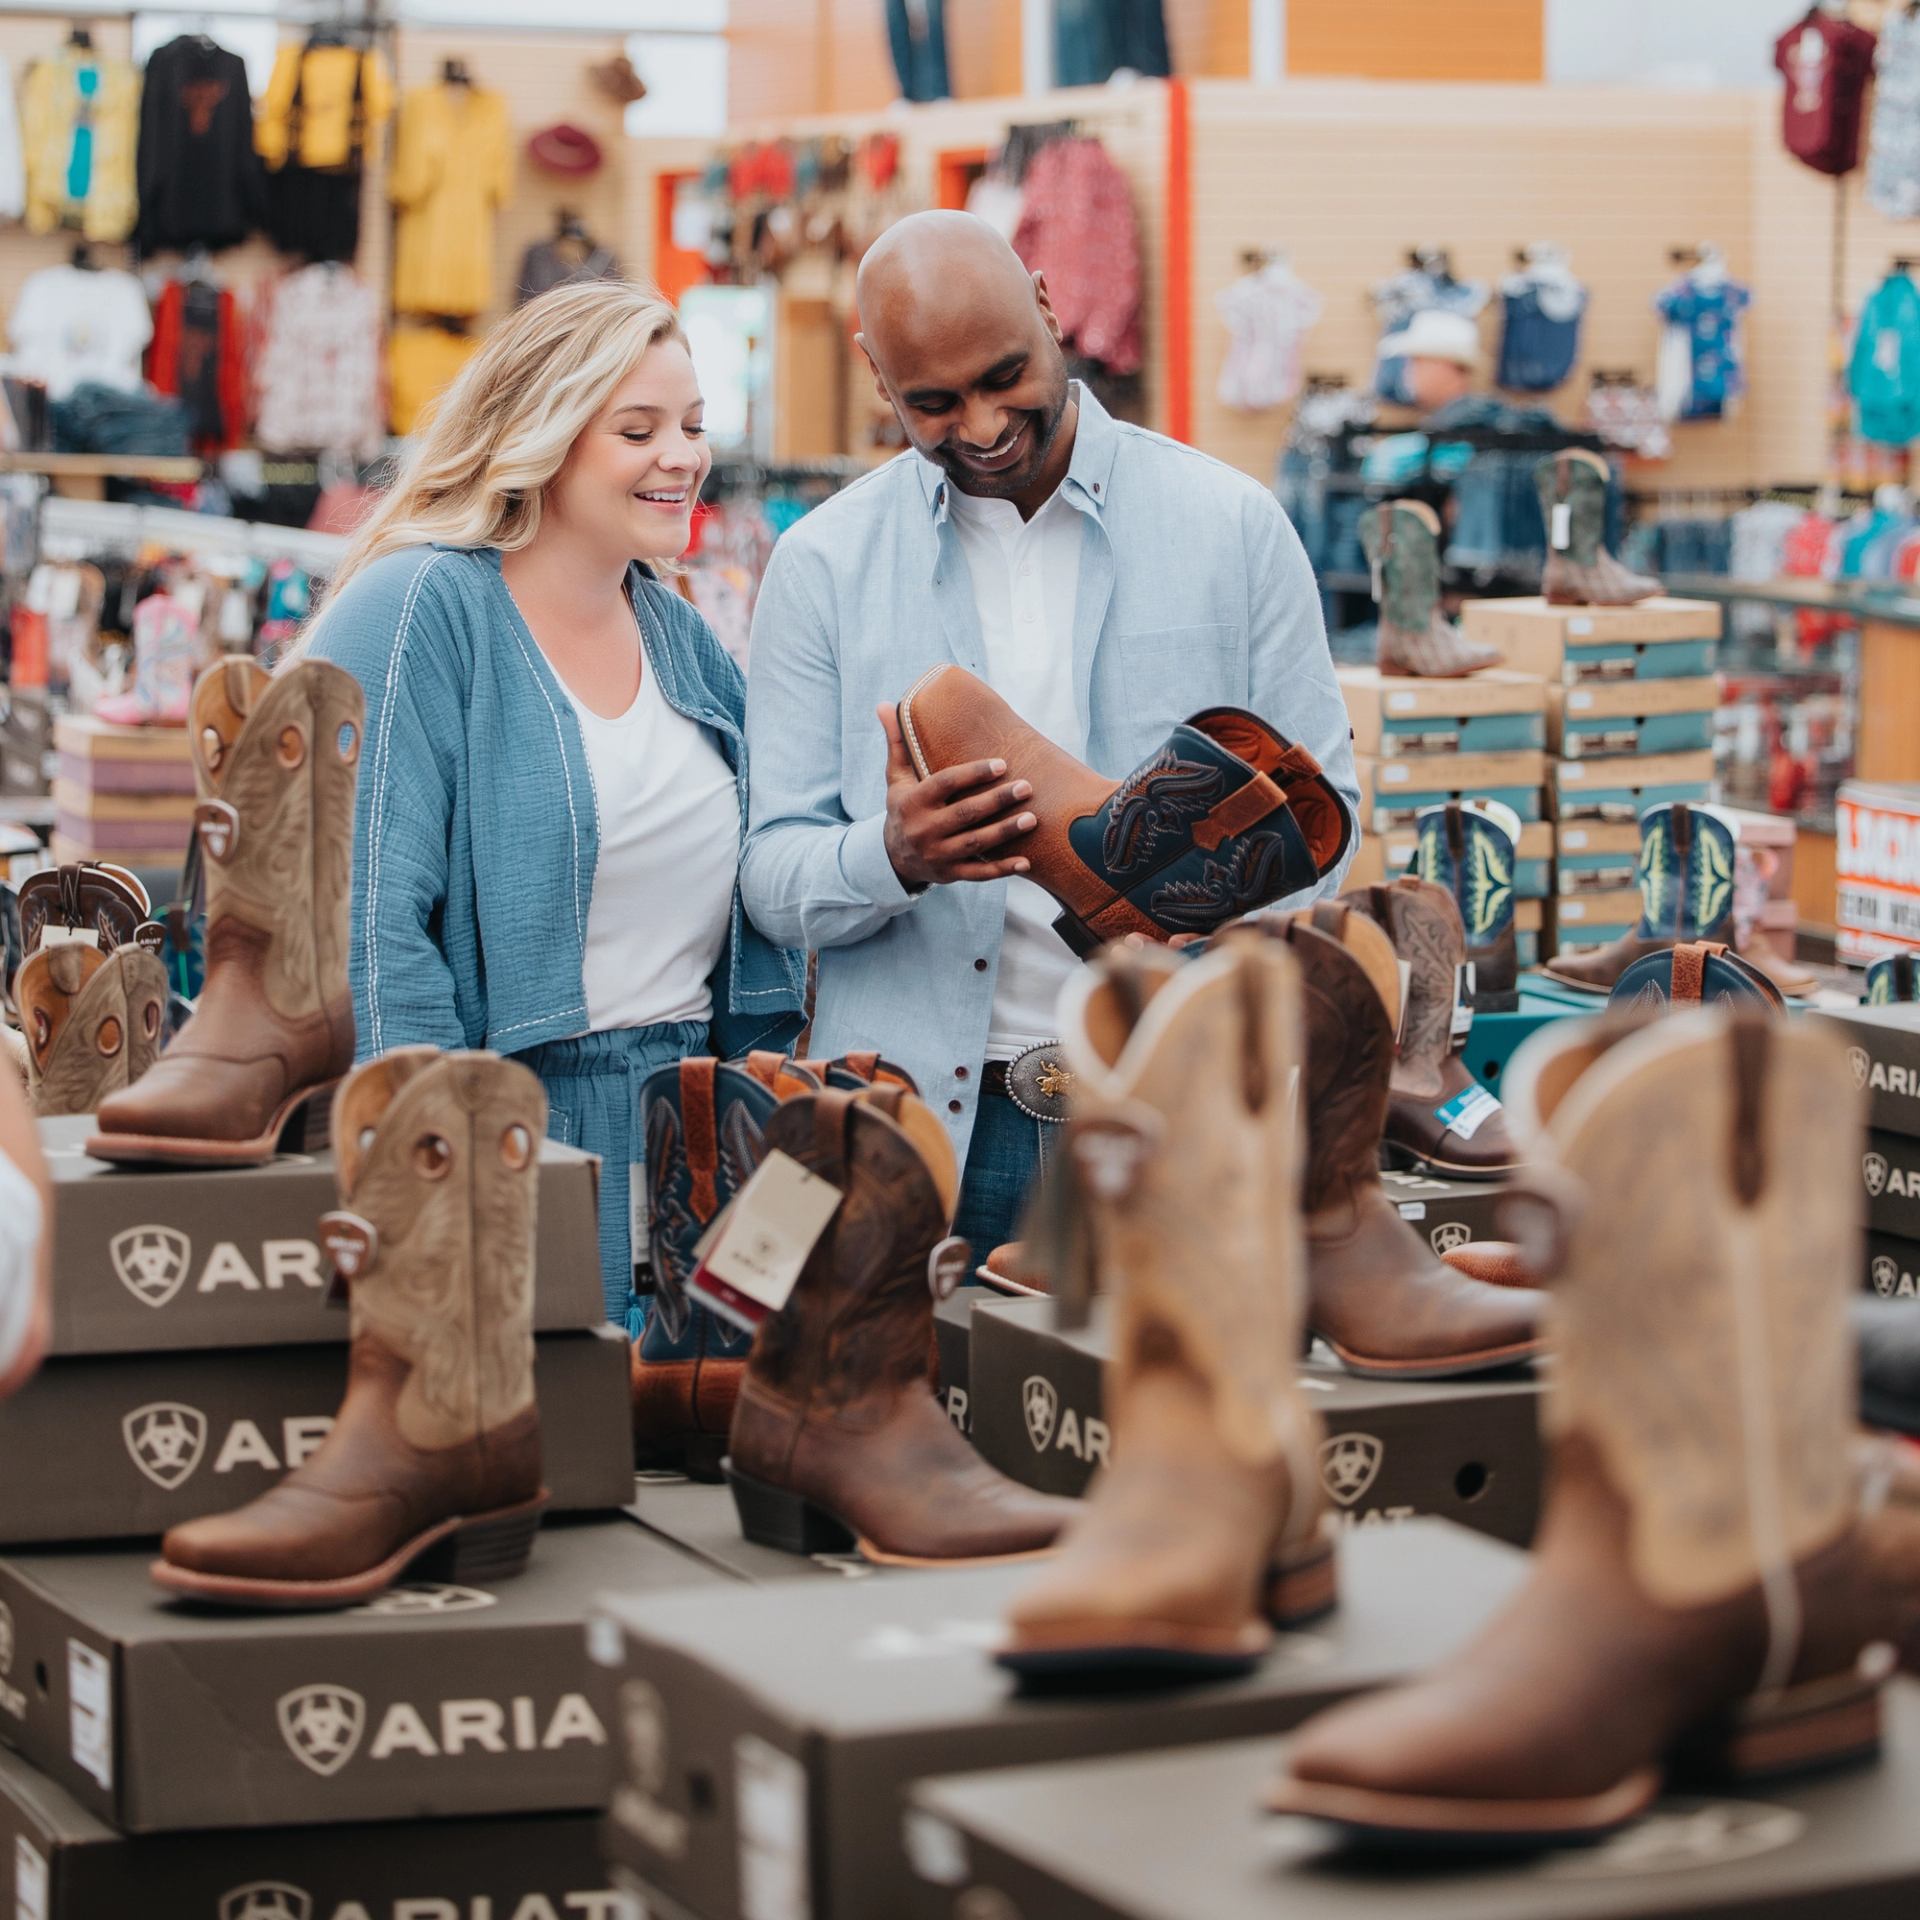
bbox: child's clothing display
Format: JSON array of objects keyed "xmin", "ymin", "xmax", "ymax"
[{"xmin": 1215, "ymin": 259, "xmax": 1323, "ymax": 410}]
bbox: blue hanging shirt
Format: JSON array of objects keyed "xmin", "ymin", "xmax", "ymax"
[
  {"xmin": 1655, "ymin": 276, "xmax": 1752, "ymax": 422},
  {"xmin": 1850, "ymin": 272, "xmax": 1920, "ymax": 446}
]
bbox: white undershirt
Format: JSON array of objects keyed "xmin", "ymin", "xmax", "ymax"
[
  {"xmin": 561, "ymin": 648, "xmax": 740, "ymax": 1034},
  {"xmin": 945, "ymin": 483, "xmax": 1085, "ymax": 1059}
]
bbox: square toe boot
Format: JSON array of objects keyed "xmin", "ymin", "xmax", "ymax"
[
  {"xmin": 1413, "ymin": 802, "xmax": 1519, "ymax": 1012},
  {"xmin": 153, "ymin": 1049, "xmax": 549, "ymax": 1607},
  {"xmin": 91, "ymin": 658, "xmax": 360, "ymax": 1167},
  {"xmin": 724, "ymin": 1085, "xmax": 1078, "ymax": 1565},
  {"xmin": 633, "ymin": 1055, "xmax": 821, "ymax": 1479},
  {"xmin": 1269, "ymin": 1011, "xmax": 1902, "ymax": 1848},
  {"xmin": 17, "ymin": 941, "xmax": 167, "ymax": 1117},
  {"xmin": 1278, "ymin": 905, "xmax": 1543, "ymax": 1378},
  {"xmin": 999, "ymin": 936, "xmax": 1334, "ymax": 1683},
  {"xmin": 1539, "ymin": 450, "xmax": 1661, "ymax": 607},
  {"xmin": 1341, "ymin": 877, "xmax": 1519, "ymax": 1180},
  {"xmin": 1360, "ymin": 500, "xmax": 1501, "ymax": 679},
  {"xmin": 897, "ymin": 663, "xmax": 1352, "ymax": 956}
]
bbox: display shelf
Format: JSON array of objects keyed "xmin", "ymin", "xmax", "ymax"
[{"xmin": 0, "ymin": 453, "xmax": 202, "ymax": 503}]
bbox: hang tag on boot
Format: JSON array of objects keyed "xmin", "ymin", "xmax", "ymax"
[
  {"xmin": 1369, "ymin": 552, "xmax": 1384, "ymax": 602},
  {"xmin": 1551, "ymin": 502, "xmax": 1573, "ymax": 551},
  {"xmin": 687, "ymin": 1149, "xmax": 843, "ymax": 1337},
  {"xmin": 1451, "ymin": 963, "xmax": 1477, "ymax": 1042}
]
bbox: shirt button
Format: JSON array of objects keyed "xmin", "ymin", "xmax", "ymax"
[
  {"xmin": 948, "ymin": 1099, "xmax": 963, "ymax": 1114},
  {"xmin": 973, "ymin": 957, "xmax": 988, "ymax": 972},
  {"xmin": 955, "ymin": 1065, "xmax": 970, "ymax": 1080}
]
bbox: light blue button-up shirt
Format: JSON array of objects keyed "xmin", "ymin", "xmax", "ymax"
[{"xmin": 741, "ymin": 386, "xmax": 1360, "ymax": 1164}]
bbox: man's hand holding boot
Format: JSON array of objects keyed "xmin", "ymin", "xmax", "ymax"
[{"xmin": 878, "ymin": 702, "xmax": 1037, "ymax": 889}]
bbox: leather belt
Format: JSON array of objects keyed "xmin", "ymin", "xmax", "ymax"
[{"xmin": 982, "ymin": 1061, "xmax": 1013, "ymax": 1097}]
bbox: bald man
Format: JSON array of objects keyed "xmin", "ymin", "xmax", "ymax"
[{"xmin": 741, "ymin": 212, "xmax": 1358, "ymax": 1254}]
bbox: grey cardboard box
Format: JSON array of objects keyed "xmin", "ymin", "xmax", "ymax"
[
  {"xmin": 907, "ymin": 1682, "xmax": 1920, "ymax": 1920},
  {"xmin": 0, "ymin": 1518, "xmax": 721, "ymax": 1832},
  {"xmin": 1813, "ymin": 1004, "xmax": 1920, "ymax": 1143},
  {"xmin": 1378, "ymin": 1168, "xmax": 1512, "ymax": 1256},
  {"xmin": 0, "ymin": 1328, "xmax": 635, "ymax": 1544},
  {"xmin": 36, "ymin": 1114, "xmax": 607, "ymax": 1354},
  {"xmin": 624, "ymin": 1475, "xmax": 883, "ymax": 1587},
  {"xmin": 1861, "ymin": 1128, "xmax": 1920, "ymax": 1240},
  {"xmin": 591, "ymin": 1521, "xmax": 1525, "ymax": 1920},
  {"xmin": 968, "ymin": 1297, "xmax": 1542, "ymax": 1546},
  {"xmin": 0, "ymin": 1740, "xmax": 638, "ymax": 1919},
  {"xmin": 1866, "ymin": 1230, "xmax": 1920, "ymax": 1303}
]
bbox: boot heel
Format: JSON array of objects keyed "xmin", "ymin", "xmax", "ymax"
[
  {"xmin": 280, "ymin": 1082, "xmax": 339, "ymax": 1152},
  {"xmin": 724, "ymin": 1462, "xmax": 856, "ymax": 1556},
  {"xmin": 1264, "ymin": 1543, "xmax": 1338, "ymax": 1628},
  {"xmin": 1682, "ymin": 1672, "xmax": 1885, "ymax": 1785},
  {"xmin": 680, "ymin": 1433, "xmax": 727, "ymax": 1484},
  {"xmin": 425, "ymin": 1496, "xmax": 548, "ymax": 1585},
  {"xmin": 1050, "ymin": 909, "xmax": 1103, "ymax": 961}
]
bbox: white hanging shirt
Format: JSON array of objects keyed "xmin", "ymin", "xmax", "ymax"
[
  {"xmin": 560, "ymin": 641, "xmax": 740, "ymax": 1035},
  {"xmin": 6, "ymin": 264, "xmax": 150, "ymax": 400},
  {"xmin": 1216, "ymin": 262, "xmax": 1324, "ymax": 411},
  {"xmin": 946, "ymin": 482, "xmax": 1085, "ymax": 1060}
]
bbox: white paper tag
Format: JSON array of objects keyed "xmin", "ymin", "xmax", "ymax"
[
  {"xmin": 1551, "ymin": 502, "xmax": 1572, "ymax": 550},
  {"xmin": 1568, "ymin": 689, "xmax": 1594, "ymax": 710},
  {"xmin": 1436, "ymin": 1084, "xmax": 1502, "ymax": 1141},
  {"xmin": 1370, "ymin": 553, "xmax": 1384, "ymax": 601},
  {"xmin": 68, "ymin": 1640, "xmax": 111, "ymax": 1789},
  {"xmin": 1450, "ymin": 963, "xmax": 1476, "ymax": 1040},
  {"xmin": 1562, "ymin": 900, "xmax": 1589, "ymax": 920},
  {"xmin": 690, "ymin": 1150, "xmax": 842, "ymax": 1333},
  {"xmin": 14, "ymin": 1837, "xmax": 47, "ymax": 1920},
  {"xmin": 1381, "ymin": 764, "xmax": 1410, "ymax": 785},
  {"xmin": 1386, "ymin": 691, "xmax": 1419, "ymax": 713},
  {"xmin": 902, "ymin": 1810, "xmax": 970, "ymax": 1888},
  {"xmin": 737, "ymin": 1735, "xmax": 810, "ymax": 1920},
  {"xmin": 37, "ymin": 924, "xmax": 99, "ymax": 951},
  {"xmin": 1562, "ymin": 763, "xmax": 1587, "ymax": 782},
  {"xmin": 1568, "ymin": 616, "xmax": 1595, "ymax": 636},
  {"xmin": 1397, "ymin": 1201, "xmax": 1428, "ymax": 1221},
  {"xmin": 1393, "ymin": 959, "xmax": 1412, "ymax": 1047},
  {"xmin": 1562, "ymin": 829, "xmax": 1590, "ymax": 849}
]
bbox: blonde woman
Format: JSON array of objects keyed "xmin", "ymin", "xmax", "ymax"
[{"xmin": 307, "ymin": 280, "xmax": 806, "ymax": 1334}]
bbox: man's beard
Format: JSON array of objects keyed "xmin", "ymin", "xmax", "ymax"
[{"xmin": 938, "ymin": 383, "xmax": 1071, "ymax": 499}]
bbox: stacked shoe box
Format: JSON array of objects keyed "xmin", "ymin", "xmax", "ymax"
[
  {"xmin": 1336, "ymin": 666, "xmax": 1550, "ymax": 967},
  {"xmin": 48, "ymin": 713, "xmax": 196, "ymax": 870},
  {"xmin": 1460, "ymin": 597, "xmax": 1720, "ymax": 963},
  {"xmin": 1812, "ymin": 1002, "xmax": 1920, "ymax": 1302},
  {"xmin": 0, "ymin": 1120, "xmax": 678, "ymax": 1911}
]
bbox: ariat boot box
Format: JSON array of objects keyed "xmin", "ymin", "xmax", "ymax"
[
  {"xmin": 0, "ymin": 1328, "xmax": 635, "ymax": 1545},
  {"xmin": 1813, "ymin": 1006, "xmax": 1920, "ymax": 1142},
  {"xmin": 1861, "ymin": 1129, "xmax": 1920, "ymax": 1240},
  {"xmin": 1865, "ymin": 1231, "xmax": 1920, "ymax": 1303},
  {"xmin": 1556, "ymin": 818, "xmax": 1642, "ymax": 891},
  {"xmin": 1549, "ymin": 752, "xmax": 1715, "ymax": 823},
  {"xmin": 1460, "ymin": 595, "xmax": 1721, "ymax": 684},
  {"xmin": 968, "ymin": 1299, "xmax": 1542, "ymax": 1545},
  {"xmin": 906, "ymin": 1681, "xmax": 1920, "ymax": 1920},
  {"xmin": 589, "ymin": 1522, "xmax": 1526, "ymax": 1920},
  {"xmin": 0, "ymin": 1742, "xmax": 637, "ymax": 1920},
  {"xmin": 1354, "ymin": 753, "xmax": 1546, "ymax": 832},
  {"xmin": 0, "ymin": 1520, "xmax": 722, "ymax": 1833},
  {"xmin": 624, "ymin": 1476, "xmax": 886, "ymax": 1588},
  {"xmin": 1378, "ymin": 1169, "xmax": 1512, "ymax": 1252},
  {"xmin": 36, "ymin": 1115, "xmax": 607, "ymax": 1354},
  {"xmin": 935, "ymin": 1288, "xmax": 977, "ymax": 1437},
  {"xmin": 1337, "ymin": 667, "xmax": 1547, "ymax": 759}
]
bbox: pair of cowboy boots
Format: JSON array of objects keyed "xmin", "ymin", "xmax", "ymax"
[
  {"xmin": 11, "ymin": 862, "xmax": 168, "ymax": 1117},
  {"xmin": 723, "ymin": 1080, "xmax": 1076, "ymax": 1565},
  {"xmin": 1359, "ymin": 500, "xmax": 1501, "ymax": 678},
  {"xmin": 1270, "ymin": 1009, "xmax": 1902, "ymax": 1848},
  {"xmin": 635, "ymin": 1048, "xmax": 914, "ymax": 1477},
  {"xmin": 1546, "ymin": 802, "xmax": 1814, "ymax": 1001},
  {"xmin": 1340, "ymin": 876, "xmax": 1519, "ymax": 1180},
  {"xmin": 90, "ymin": 657, "xmax": 362, "ymax": 1167},
  {"xmin": 1412, "ymin": 800, "xmax": 1521, "ymax": 1013},
  {"xmin": 897, "ymin": 664, "xmax": 1352, "ymax": 957},
  {"xmin": 154, "ymin": 1049, "xmax": 549, "ymax": 1607},
  {"xmin": 1538, "ymin": 449, "xmax": 1661, "ymax": 607}
]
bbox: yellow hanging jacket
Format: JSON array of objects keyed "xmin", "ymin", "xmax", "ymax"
[
  {"xmin": 389, "ymin": 82, "xmax": 512, "ymax": 318},
  {"xmin": 21, "ymin": 49, "xmax": 139, "ymax": 241},
  {"xmin": 256, "ymin": 42, "xmax": 392, "ymax": 173}
]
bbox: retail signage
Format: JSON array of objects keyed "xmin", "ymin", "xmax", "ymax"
[{"xmin": 1836, "ymin": 781, "xmax": 1920, "ymax": 965}]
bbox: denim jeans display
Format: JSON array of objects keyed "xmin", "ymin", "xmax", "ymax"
[
  {"xmin": 886, "ymin": 0, "xmax": 950, "ymax": 103},
  {"xmin": 1054, "ymin": 0, "xmax": 1172, "ymax": 87}
]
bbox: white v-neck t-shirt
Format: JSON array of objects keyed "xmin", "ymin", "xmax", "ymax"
[
  {"xmin": 945, "ymin": 483, "xmax": 1085, "ymax": 1059},
  {"xmin": 560, "ymin": 652, "xmax": 740, "ymax": 1034}
]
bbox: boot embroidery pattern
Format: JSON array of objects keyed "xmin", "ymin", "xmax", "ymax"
[
  {"xmin": 643, "ymin": 1081, "xmax": 757, "ymax": 1353},
  {"xmin": 1152, "ymin": 832, "xmax": 1291, "ymax": 932},
  {"xmin": 19, "ymin": 942, "xmax": 166, "ymax": 1117},
  {"xmin": 1102, "ymin": 751, "xmax": 1221, "ymax": 871},
  {"xmin": 1414, "ymin": 808, "xmax": 1514, "ymax": 950}
]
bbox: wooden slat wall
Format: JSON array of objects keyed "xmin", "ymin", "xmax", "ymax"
[
  {"xmin": 1287, "ymin": 0, "xmax": 1545, "ymax": 82},
  {"xmin": 1184, "ymin": 80, "xmax": 1761, "ymax": 488}
]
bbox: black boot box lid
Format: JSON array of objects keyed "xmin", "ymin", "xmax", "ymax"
[
  {"xmin": 0, "ymin": 1738, "xmax": 637, "ymax": 1920},
  {"xmin": 968, "ymin": 1297, "xmax": 1543, "ymax": 1546},
  {"xmin": 906, "ymin": 1681, "xmax": 1920, "ymax": 1920},
  {"xmin": 590, "ymin": 1521, "xmax": 1526, "ymax": 1920},
  {"xmin": 0, "ymin": 1516, "xmax": 723, "ymax": 1834},
  {"xmin": 0, "ymin": 1326, "xmax": 636, "ymax": 1547},
  {"xmin": 624, "ymin": 1475, "xmax": 894, "ymax": 1588},
  {"xmin": 1814, "ymin": 1005, "xmax": 1920, "ymax": 1143},
  {"xmin": 35, "ymin": 1116, "xmax": 607, "ymax": 1355}
]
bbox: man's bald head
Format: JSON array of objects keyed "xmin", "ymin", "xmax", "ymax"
[{"xmin": 855, "ymin": 211, "xmax": 1074, "ymax": 511}]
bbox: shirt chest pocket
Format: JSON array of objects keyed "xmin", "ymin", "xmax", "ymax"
[{"xmin": 1101, "ymin": 623, "xmax": 1247, "ymax": 741}]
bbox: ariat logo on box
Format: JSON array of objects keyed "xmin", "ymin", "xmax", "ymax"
[
  {"xmin": 122, "ymin": 1403, "xmax": 331, "ymax": 1490},
  {"xmin": 1020, "ymin": 1376, "xmax": 1109, "ymax": 1464},
  {"xmin": 1850, "ymin": 1046, "xmax": 1920, "ymax": 1100},
  {"xmin": 276, "ymin": 1682, "xmax": 606, "ymax": 1776},
  {"xmin": 1872, "ymin": 1255, "xmax": 1920, "ymax": 1299},
  {"xmin": 220, "ymin": 1881, "xmax": 633, "ymax": 1920},
  {"xmin": 1863, "ymin": 1152, "xmax": 1920, "ymax": 1198},
  {"xmin": 109, "ymin": 1225, "xmax": 326, "ymax": 1308}
]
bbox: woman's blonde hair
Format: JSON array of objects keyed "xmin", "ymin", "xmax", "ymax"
[{"xmin": 321, "ymin": 278, "xmax": 688, "ymax": 605}]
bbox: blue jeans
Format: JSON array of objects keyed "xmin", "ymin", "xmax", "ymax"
[{"xmin": 954, "ymin": 1089, "xmax": 1054, "ymax": 1260}]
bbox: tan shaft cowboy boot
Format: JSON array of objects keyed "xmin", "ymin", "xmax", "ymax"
[
  {"xmin": 1539, "ymin": 449, "xmax": 1661, "ymax": 607},
  {"xmin": 91, "ymin": 658, "xmax": 360, "ymax": 1166},
  {"xmin": 17, "ymin": 941, "xmax": 167, "ymax": 1117},
  {"xmin": 153, "ymin": 1050, "xmax": 548, "ymax": 1607},
  {"xmin": 1270, "ymin": 1010, "xmax": 1902, "ymax": 1846},
  {"xmin": 999, "ymin": 935, "xmax": 1334, "ymax": 1681}
]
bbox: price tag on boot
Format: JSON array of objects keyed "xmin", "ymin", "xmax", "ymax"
[
  {"xmin": 687, "ymin": 1149, "xmax": 844, "ymax": 1337},
  {"xmin": 1435, "ymin": 1084, "xmax": 1502, "ymax": 1141},
  {"xmin": 1451, "ymin": 963, "xmax": 1477, "ymax": 1042},
  {"xmin": 1551, "ymin": 502, "xmax": 1572, "ymax": 550}
]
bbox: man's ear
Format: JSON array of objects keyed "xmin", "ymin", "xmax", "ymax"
[
  {"xmin": 1032, "ymin": 272, "xmax": 1065, "ymax": 348},
  {"xmin": 855, "ymin": 333, "xmax": 892, "ymax": 409}
]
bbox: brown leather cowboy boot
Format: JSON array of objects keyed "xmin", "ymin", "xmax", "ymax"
[
  {"xmin": 91, "ymin": 659, "xmax": 360, "ymax": 1167},
  {"xmin": 17, "ymin": 861, "xmax": 152, "ymax": 955},
  {"xmin": 153, "ymin": 1049, "xmax": 548, "ymax": 1607},
  {"xmin": 999, "ymin": 936, "xmax": 1334, "ymax": 1680},
  {"xmin": 1539, "ymin": 449, "xmax": 1661, "ymax": 607},
  {"xmin": 1360, "ymin": 500, "xmax": 1501, "ymax": 678},
  {"xmin": 17, "ymin": 941, "xmax": 166, "ymax": 1117},
  {"xmin": 897, "ymin": 664, "xmax": 1352, "ymax": 956},
  {"xmin": 1340, "ymin": 876, "xmax": 1520, "ymax": 1180},
  {"xmin": 1281, "ymin": 907, "xmax": 1543, "ymax": 1377},
  {"xmin": 1270, "ymin": 1011, "xmax": 1899, "ymax": 1847},
  {"xmin": 1610, "ymin": 940, "xmax": 1785, "ymax": 1012},
  {"xmin": 725, "ymin": 1086, "xmax": 1077, "ymax": 1565}
]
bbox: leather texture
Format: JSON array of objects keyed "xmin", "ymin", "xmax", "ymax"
[
  {"xmin": 93, "ymin": 659, "xmax": 360, "ymax": 1161},
  {"xmin": 158, "ymin": 1049, "xmax": 547, "ymax": 1596},
  {"xmin": 729, "ymin": 1088, "xmax": 1075, "ymax": 1560},
  {"xmin": 1340, "ymin": 876, "xmax": 1519, "ymax": 1178},
  {"xmin": 1539, "ymin": 449, "xmax": 1662, "ymax": 607},
  {"xmin": 1361, "ymin": 499, "xmax": 1501, "ymax": 678},
  {"xmin": 1277, "ymin": 912, "xmax": 1543, "ymax": 1376},
  {"xmin": 898, "ymin": 663, "xmax": 1351, "ymax": 951},
  {"xmin": 18, "ymin": 940, "xmax": 166, "ymax": 1118},
  {"xmin": 1413, "ymin": 801, "xmax": 1518, "ymax": 1011},
  {"xmin": 17, "ymin": 861, "xmax": 149, "ymax": 956},
  {"xmin": 1610, "ymin": 941, "xmax": 1785, "ymax": 1012},
  {"xmin": 1274, "ymin": 1012, "xmax": 1894, "ymax": 1839}
]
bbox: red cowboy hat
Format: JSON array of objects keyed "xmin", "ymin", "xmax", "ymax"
[{"xmin": 527, "ymin": 123, "xmax": 603, "ymax": 176}]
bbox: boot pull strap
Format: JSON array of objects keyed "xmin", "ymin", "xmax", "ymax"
[
  {"xmin": 1728, "ymin": 1015, "xmax": 1768, "ymax": 1206},
  {"xmin": 679, "ymin": 1058, "xmax": 720, "ymax": 1224},
  {"xmin": 860, "ymin": 1084, "xmax": 906, "ymax": 1121},
  {"xmin": 742, "ymin": 1050, "xmax": 787, "ymax": 1092},
  {"xmin": 1310, "ymin": 901, "xmax": 1349, "ymax": 941},
  {"xmin": 1445, "ymin": 800, "xmax": 1466, "ymax": 863},
  {"xmin": 839, "ymin": 1049, "xmax": 879, "ymax": 1083},
  {"xmin": 811, "ymin": 1088, "xmax": 858, "ymax": 1176},
  {"xmin": 1236, "ymin": 954, "xmax": 1268, "ymax": 1113},
  {"xmin": 222, "ymin": 656, "xmax": 256, "ymax": 716},
  {"xmin": 1671, "ymin": 942, "xmax": 1716, "ymax": 1005}
]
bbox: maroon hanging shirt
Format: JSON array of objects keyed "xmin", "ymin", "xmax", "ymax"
[{"xmin": 1775, "ymin": 12, "xmax": 1879, "ymax": 176}]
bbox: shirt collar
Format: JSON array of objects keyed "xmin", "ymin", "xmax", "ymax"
[{"xmin": 916, "ymin": 381, "xmax": 1118, "ymax": 526}]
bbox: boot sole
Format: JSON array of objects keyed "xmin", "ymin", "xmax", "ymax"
[
  {"xmin": 89, "ymin": 1080, "xmax": 338, "ymax": 1169},
  {"xmin": 1380, "ymin": 1140, "xmax": 1521, "ymax": 1184},
  {"xmin": 724, "ymin": 1462, "xmax": 1059, "ymax": 1569},
  {"xmin": 148, "ymin": 1491, "xmax": 550, "ymax": 1610},
  {"xmin": 1319, "ymin": 1336, "xmax": 1542, "ymax": 1381},
  {"xmin": 1538, "ymin": 968, "xmax": 1613, "ymax": 995}
]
